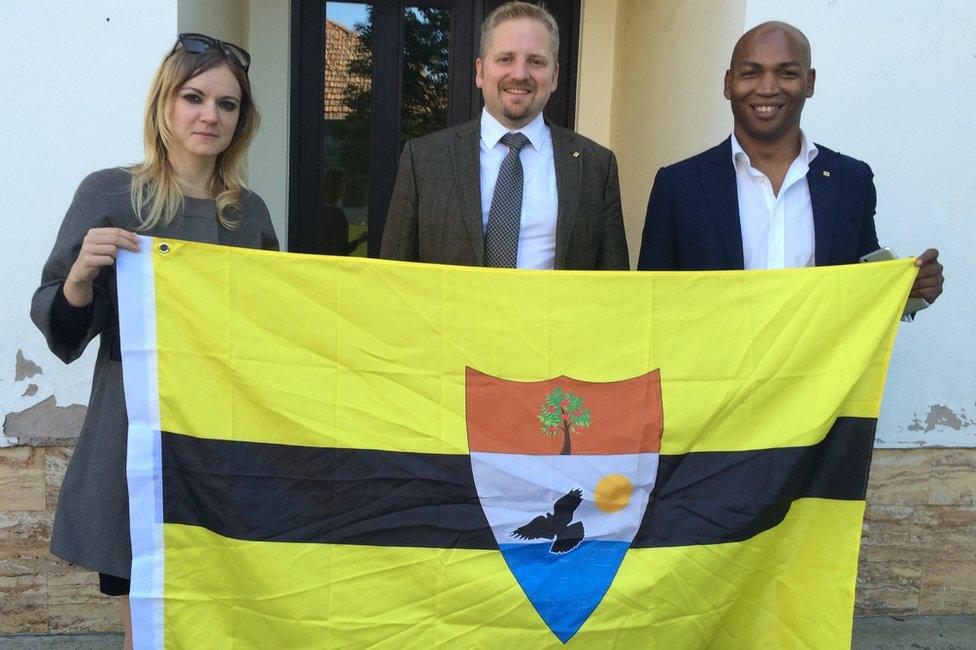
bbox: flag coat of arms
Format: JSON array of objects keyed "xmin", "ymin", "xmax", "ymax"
[
  {"xmin": 467, "ymin": 368, "xmax": 662, "ymax": 641},
  {"xmin": 117, "ymin": 239, "xmax": 916, "ymax": 648}
]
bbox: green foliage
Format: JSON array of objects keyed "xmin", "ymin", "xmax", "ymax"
[
  {"xmin": 332, "ymin": 7, "xmax": 451, "ymax": 182},
  {"xmin": 399, "ymin": 8, "xmax": 450, "ymax": 146},
  {"xmin": 538, "ymin": 387, "xmax": 592, "ymax": 437}
]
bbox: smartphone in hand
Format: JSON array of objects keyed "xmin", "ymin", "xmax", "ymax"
[{"xmin": 859, "ymin": 246, "xmax": 930, "ymax": 317}]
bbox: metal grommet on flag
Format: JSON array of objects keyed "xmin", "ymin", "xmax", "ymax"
[{"xmin": 158, "ymin": 242, "xmax": 171, "ymax": 254}]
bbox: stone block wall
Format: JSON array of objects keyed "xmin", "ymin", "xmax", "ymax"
[
  {"xmin": 1, "ymin": 442, "xmax": 973, "ymax": 634},
  {"xmin": 857, "ymin": 448, "xmax": 976, "ymax": 616},
  {"xmin": 0, "ymin": 445, "xmax": 119, "ymax": 634}
]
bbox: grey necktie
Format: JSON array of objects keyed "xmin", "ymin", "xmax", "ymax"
[{"xmin": 484, "ymin": 132, "xmax": 531, "ymax": 267}]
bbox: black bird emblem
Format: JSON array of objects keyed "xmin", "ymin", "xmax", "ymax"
[{"xmin": 512, "ymin": 488, "xmax": 585, "ymax": 554}]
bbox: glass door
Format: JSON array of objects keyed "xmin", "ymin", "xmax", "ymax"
[{"xmin": 289, "ymin": 0, "xmax": 579, "ymax": 255}]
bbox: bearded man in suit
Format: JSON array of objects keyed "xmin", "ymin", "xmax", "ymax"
[
  {"xmin": 380, "ymin": 1, "xmax": 629, "ymax": 270},
  {"xmin": 637, "ymin": 21, "xmax": 943, "ymax": 308}
]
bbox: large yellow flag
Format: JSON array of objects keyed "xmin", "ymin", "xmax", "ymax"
[{"xmin": 117, "ymin": 239, "xmax": 915, "ymax": 649}]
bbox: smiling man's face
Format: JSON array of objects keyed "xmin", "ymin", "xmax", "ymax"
[
  {"xmin": 724, "ymin": 25, "xmax": 815, "ymax": 147},
  {"xmin": 476, "ymin": 17, "xmax": 559, "ymax": 129}
]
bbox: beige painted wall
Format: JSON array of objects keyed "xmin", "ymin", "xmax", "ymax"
[
  {"xmin": 577, "ymin": 0, "xmax": 746, "ymax": 268},
  {"xmin": 575, "ymin": 0, "xmax": 619, "ymax": 148},
  {"xmin": 177, "ymin": 0, "xmax": 248, "ymax": 43},
  {"xmin": 246, "ymin": 1, "xmax": 291, "ymax": 248}
]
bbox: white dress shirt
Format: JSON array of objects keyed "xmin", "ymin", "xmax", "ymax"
[
  {"xmin": 480, "ymin": 109, "xmax": 558, "ymax": 269},
  {"xmin": 732, "ymin": 132, "xmax": 819, "ymax": 269}
]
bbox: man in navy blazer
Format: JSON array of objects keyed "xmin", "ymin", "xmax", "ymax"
[{"xmin": 637, "ymin": 22, "xmax": 943, "ymax": 306}]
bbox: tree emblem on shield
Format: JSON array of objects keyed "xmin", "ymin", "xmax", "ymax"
[{"xmin": 538, "ymin": 387, "xmax": 591, "ymax": 455}]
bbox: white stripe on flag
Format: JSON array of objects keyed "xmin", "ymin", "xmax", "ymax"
[{"xmin": 118, "ymin": 237, "xmax": 163, "ymax": 650}]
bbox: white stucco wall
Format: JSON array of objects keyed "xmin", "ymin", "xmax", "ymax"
[
  {"xmin": 0, "ymin": 1, "xmax": 177, "ymax": 444},
  {"xmin": 4, "ymin": 1, "xmax": 972, "ymax": 448},
  {"xmin": 581, "ymin": 0, "xmax": 974, "ymax": 448},
  {"xmin": 742, "ymin": 0, "xmax": 975, "ymax": 445},
  {"xmin": 1, "ymin": 1, "xmax": 289, "ymax": 445}
]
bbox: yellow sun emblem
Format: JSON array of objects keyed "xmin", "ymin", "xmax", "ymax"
[{"xmin": 593, "ymin": 474, "xmax": 633, "ymax": 513}]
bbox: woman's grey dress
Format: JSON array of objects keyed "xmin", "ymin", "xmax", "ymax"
[{"xmin": 31, "ymin": 167, "xmax": 279, "ymax": 578}]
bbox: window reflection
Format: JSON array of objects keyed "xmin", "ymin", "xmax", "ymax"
[
  {"xmin": 323, "ymin": 1, "xmax": 372, "ymax": 256},
  {"xmin": 320, "ymin": 3, "xmax": 452, "ymax": 256},
  {"xmin": 401, "ymin": 7, "xmax": 451, "ymax": 148}
]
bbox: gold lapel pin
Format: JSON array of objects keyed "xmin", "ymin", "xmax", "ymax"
[
  {"xmin": 572, "ymin": 151, "xmax": 580, "ymax": 158},
  {"xmin": 822, "ymin": 170, "xmax": 831, "ymax": 177}
]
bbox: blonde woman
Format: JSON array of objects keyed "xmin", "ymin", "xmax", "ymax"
[{"xmin": 31, "ymin": 34, "xmax": 277, "ymax": 644}]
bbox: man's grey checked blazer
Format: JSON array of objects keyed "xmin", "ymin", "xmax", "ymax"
[{"xmin": 380, "ymin": 118, "xmax": 629, "ymax": 270}]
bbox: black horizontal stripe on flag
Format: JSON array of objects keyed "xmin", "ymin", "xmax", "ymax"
[
  {"xmin": 633, "ymin": 416, "xmax": 875, "ymax": 547},
  {"xmin": 162, "ymin": 416, "xmax": 874, "ymax": 549}
]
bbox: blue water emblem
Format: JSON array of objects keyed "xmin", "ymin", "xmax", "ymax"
[{"xmin": 499, "ymin": 540, "xmax": 631, "ymax": 643}]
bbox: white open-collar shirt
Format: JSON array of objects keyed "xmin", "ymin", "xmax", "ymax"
[
  {"xmin": 732, "ymin": 131, "xmax": 819, "ymax": 270},
  {"xmin": 480, "ymin": 109, "xmax": 558, "ymax": 270}
]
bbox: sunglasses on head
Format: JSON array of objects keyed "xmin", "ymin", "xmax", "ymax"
[{"xmin": 172, "ymin": 33, "xmax": 251, "ymax": 73}]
